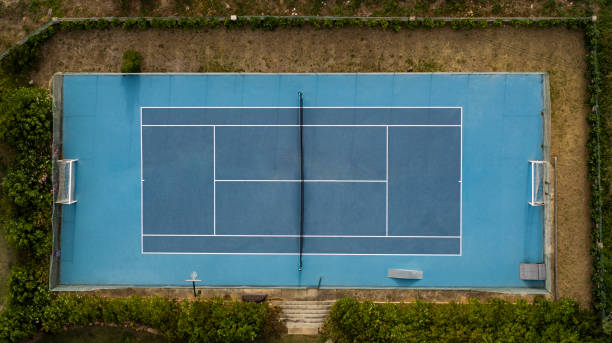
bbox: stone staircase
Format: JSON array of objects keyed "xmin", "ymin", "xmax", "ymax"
[{"xmin": 272, "ymin": 300, "xmax": 335, "ymax": 335}]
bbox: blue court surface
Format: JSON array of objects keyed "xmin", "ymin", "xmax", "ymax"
[{"xmin": 54, "ymin": 73, "xmax": 546, "ymax": 289}]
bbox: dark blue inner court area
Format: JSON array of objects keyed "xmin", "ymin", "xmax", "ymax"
[{"xmin": 142, "ymin": 107, "xmax": 461, "ymax": 255}]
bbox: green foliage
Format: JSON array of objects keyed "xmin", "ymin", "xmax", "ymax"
[
  {"xmin": 37, "ymin": 295, "xmax": 280, "ymax": 343},
  {"xmin": 0, "ymin": 306, "xmax": 40, "ymax": 342},
  {"xmin": 0, "ymin": 87, "xmax": 52, "ymax": 152},
  {"xmin": 604, "ymin": 312, "xmax": 612, "ymax": 335},
  {"xmin": 176, "ymin": 298, "xmax": 270, "ymax": 342},
  {"xmin": 8, "ymin": 264, "xmax": 50, "ymax": 309},
  {"xmin": 322, "ymin": 297, "xmax": 607, "ymax": 343},
  {"xmin": 588, "ymin": 5, "xmax": 612, "ymax": 316},
  {"xmin": 0, "ymin": 264, "xmax": 51, "ymax": 342},
  {"xmin": 0, "ymin": 87, "xmax": 52, "ymax": 263},
  {"xmin": 121, "ymin": 50, "xmax": 143, "ymax": 73},
  {"xmin": 2, "ymin": 154, "xmax": 52, "ymax": 213},
  {"xmin": 0, "ymin": 84, "xmax": 55, "ymax": 341},
  {"xmin": 4, "ymin": 216, "xmax": 50, "ymax": 259}
]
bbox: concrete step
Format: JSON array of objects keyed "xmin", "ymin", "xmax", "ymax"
[
  {"xmin": 273, "ymin": 300, "xmax": 335, "ymax": 305},
  {"xmin": 277, "ymin": 304, "xmax": 331, "ymax": 311},
  {"xmin": 285, "ymin": 322, "xmax": 323, "ymax": 335},
  {"xmin": 280, "ymin": 316, "xmax": 327, "ymax": 323},
  {"xmin": 280, "ymin": 313, "xmax": 327, "ymax": 320},
  {"xmin": 272, "ymin": 300, "xmax": 335, "ymax": 335},
  {"xmin": 281, "ymin": 317, "xmax": 326, "ymax": 324},
  {"xmin": 281, "ymin": 308, "xmax": 330, "ymax": 315}
]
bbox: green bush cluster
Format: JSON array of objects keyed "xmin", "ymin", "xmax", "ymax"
[
  {"xmin": 121, "ymin": 50, "xmax": 143, "ymax": 73},
  {"xmin": 588, "ymin": 5, "xmax": 612, "ymax": 318},
  {"xmin": 0, "ymin": 86, "xmax": 54, "ymax": 341},
  {"xmin": 0, "ymin": 264, "xmax": 52, "ymax": 342},
  {"xmin": 0, "ymin": 292, "xmax": 281, "ymax": 342},
  {"xmin": 322, "ymin": 297, "xmax": 607, "ymax": 343},
  {"xmin": 0, "ymin": 87, "xmax": 52, "ymax": 152},
  {"xmin": 51, "ymin": 16, "xmax": 590, "ymax": 33},
  {"xmin": 0, "ymin": 87, "xmax": 52, "ymax": 258}
]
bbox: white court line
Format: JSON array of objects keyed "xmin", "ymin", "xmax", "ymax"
[
  {"xmin": 143, "ymin": 234, "xmax": 460, "ymax": 238},
  {"xmin": 460, "ymin": 107, "xmax": 463, "ymax": 256},
  {"xmin": 142, "ymin": 106, "xmax": 462, "ymax": 109},
  {"xmin": 140, "ymin": 107, "xmax": 143, "ymax": 254},
  {"xmin": 142, "ymin": 252, "xmax": 461, "ymax": 256},
  {"xmin": 213, "ymin": 126, "xmax": 216, "ymax": 236},
  {"xmin": 386, "ymin": 126, "xmax": 389, "ymax": 236},
  {"xmin": 215, "ymin": 179, "xmax": 386, "ymax": 183},
  {"xmin": 142, "ymin": 124, "xmax": 461, "ymax": 127}
]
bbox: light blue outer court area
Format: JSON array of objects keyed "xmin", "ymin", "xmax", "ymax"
[{"xmin": 58, "ymin": 73, "xmax": 545, "ymax": 288}]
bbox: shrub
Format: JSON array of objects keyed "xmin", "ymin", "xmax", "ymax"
[
  {"xmin": 322, "ymin": 297, "xmax": 607, "ymax": 343},
  {"xmin": 590, "ymin": 6, "xmax": 612, "ymax": 315},
  {"xmin": 0, "ymin": 87, "xmax": 52, "ymax": 152},
  {"xmin": 4, "ymin": 217, "xmax": 50, "ymax": 258},
  {"xmin": 38, "ymin": 296, "xmax": 281, "ymax": 343},
  {"xmin": 0, "ymin": 306, "xmax": 40, "ymax": 342},
  {"xmin": 0, "ymin": 264, "xmax": 52, "ymax": 342},
  {"xmin": 1, "ymin": 153, "xmax": 52, "ymax": 213},
  {"xmin": 120, "ymin": 50, "xmax": 142, "ymax": 73},
  {"xmin": 8, "ymin": 264, "xmax": 51, "ymax": 309}
]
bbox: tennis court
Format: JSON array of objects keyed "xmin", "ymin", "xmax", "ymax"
[
  {"xmin": 51, "ymin": 73, "xmax": 549, "ymax": 289},
  {"xmin": 142, "ymin": 106, "xmax": 461, "ymax": 255}
]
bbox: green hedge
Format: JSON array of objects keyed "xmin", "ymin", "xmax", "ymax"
[
  {"xmin": 322, "ymin": 297, "xmax": 607, "ymax": 343},
  {"xmin": 591, "ymin": 4, "xmax": 612, "ymax": 317},
  {"xmin": 0, "ymin": 293, "xmax": 281, "ymax": 343},
  {"xmin": 0, "ymin": 87, "xmax": 52, "ymax": 262},
  {"xmin": 0, "ymin": 87, "xmax": 52, "ymax": 152}
]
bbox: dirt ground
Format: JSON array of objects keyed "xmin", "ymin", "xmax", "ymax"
[{"xmin": 30, "ymin": 26, "xmax": 591, "ymax": 306}]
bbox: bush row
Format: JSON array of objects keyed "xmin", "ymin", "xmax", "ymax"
[
  {"xmin": 53, "ymin": 16, "xmax": 589, "ymax": 32},
  {"xmin": 0, "ymin": 83, "xmax": 55, "ymax": 341},
  {"xmin": 0, "ymin": 16, "xmax": 591, "ymax": 77},
  {"xmin": 0, "ymin": 291, "xmax": 281, "ymax": 343},
  {"xmin": 588, "ymin": 4, "xmax": 612, "ymax": 317},
  {"xmin": 0, "ymin": 87, "xmax": 53, "ymax": 259},
  {"xmin": 322, "ymin": 297, "xmax": 607, "ymax": 343}
]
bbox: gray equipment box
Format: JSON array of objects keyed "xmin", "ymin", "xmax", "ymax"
[
  {"xmin": 388, "ymin": 269, "xmax": 423, "ymax": 279},
  {"xmin": 519, "ymin": 263, "xmax": 546, "ymax": 280}
]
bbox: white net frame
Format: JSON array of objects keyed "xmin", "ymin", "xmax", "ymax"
[
  {"xmin": 529, "ymin": 160, "xmax": 546, "ymax": 206},
  {"xmin": 56, "ymin": 159, "xmax": 78, "ymax": 204}
]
